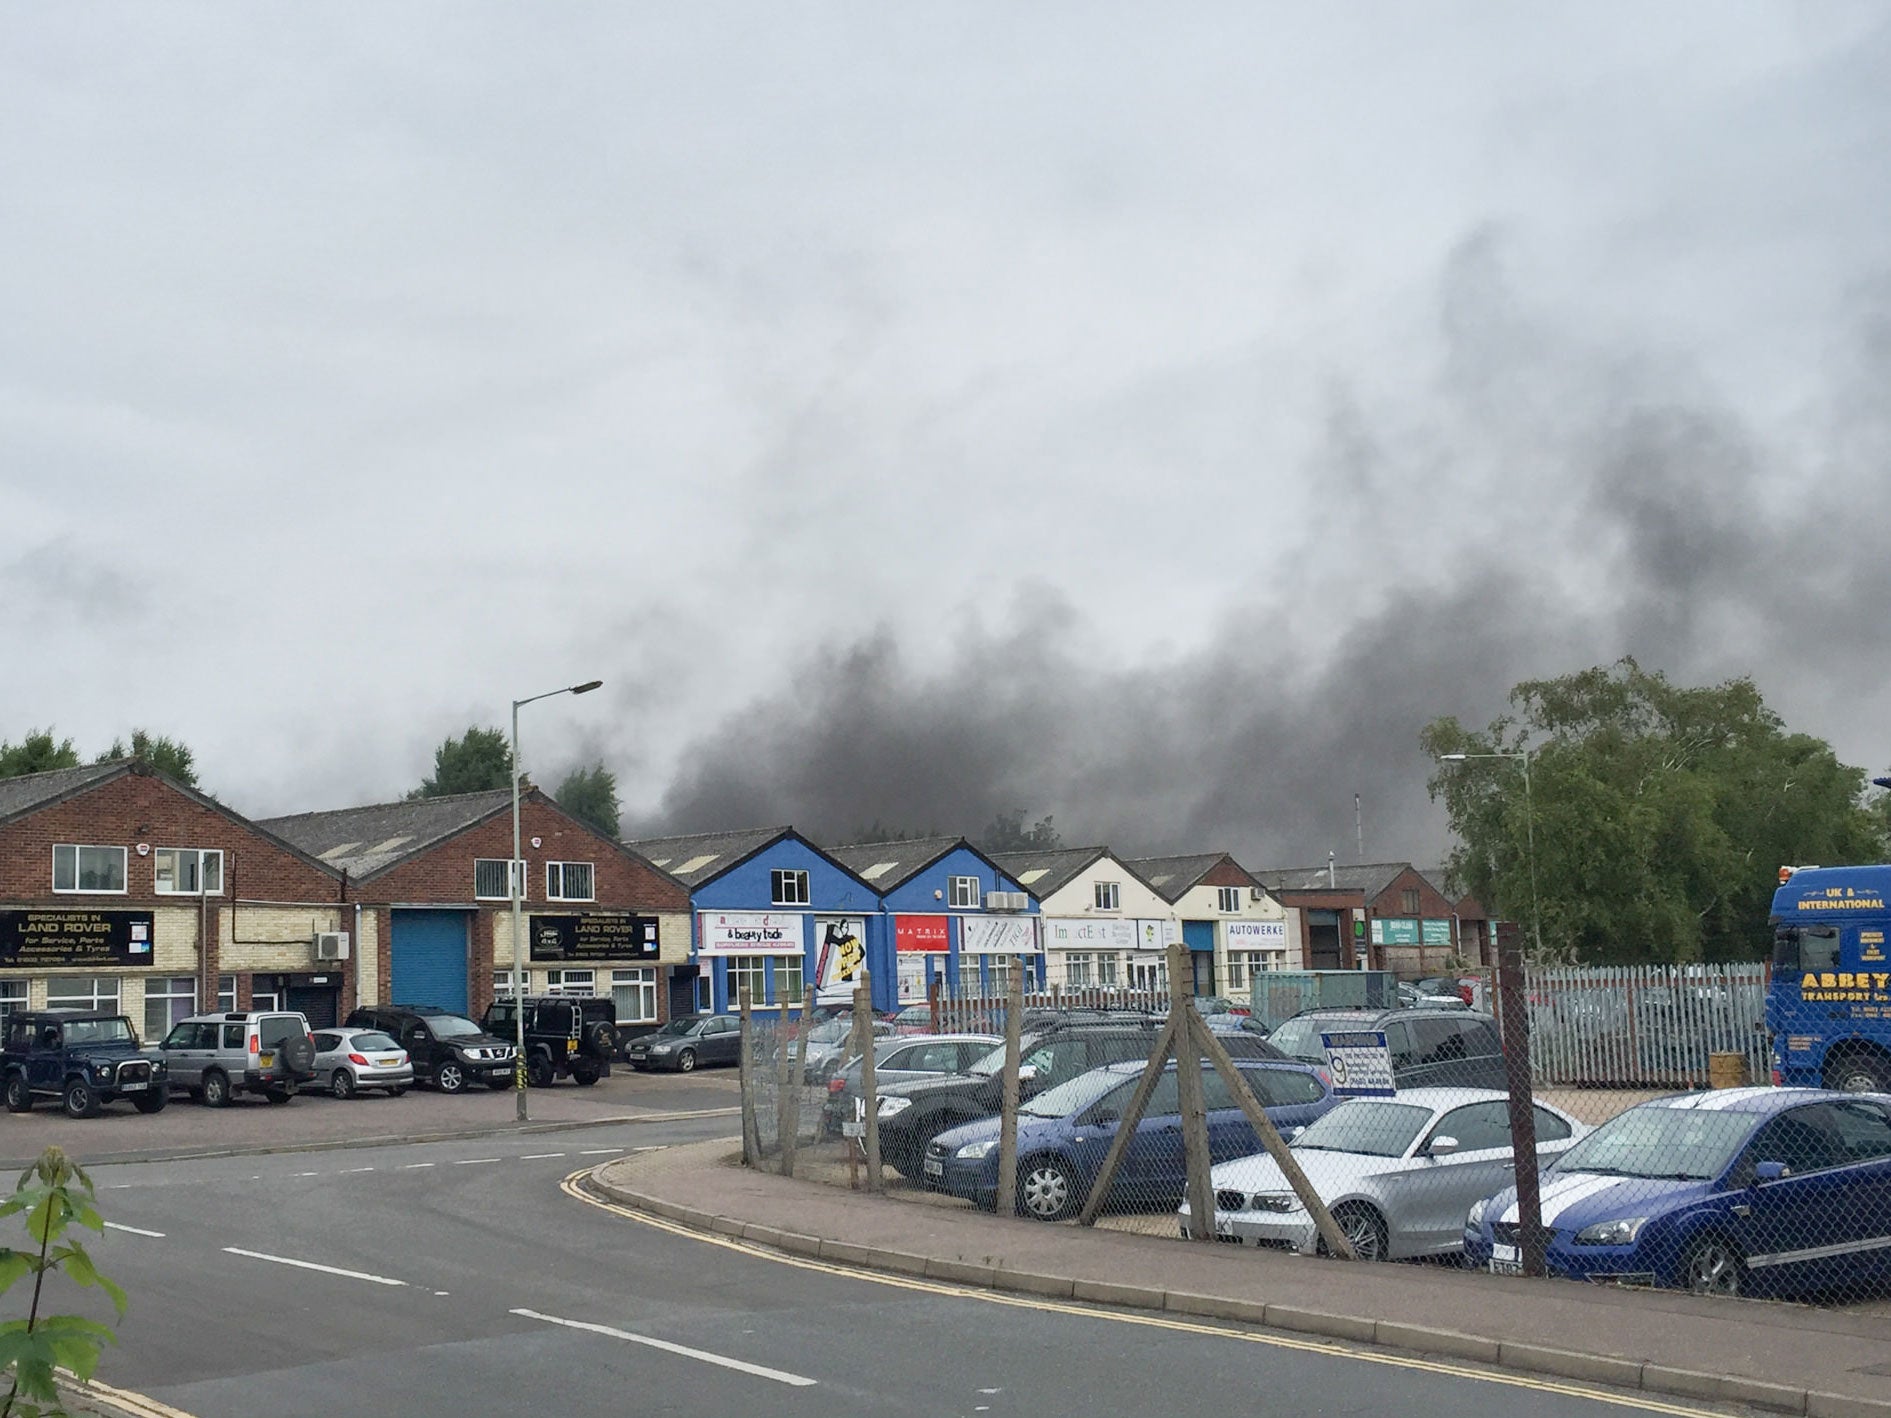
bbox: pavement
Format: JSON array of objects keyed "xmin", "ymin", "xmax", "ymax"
[
  {"xmin": 590, "ymin": 1138, "xmax": 1891, "ymax": 1418},
  {"xmin": 0, "ymin": 1065, "xmax": 741, "ymax": 1168},
  {"xmin": 35, "ymin": 1119, "xmax": 1776, "ymax": 1418}
]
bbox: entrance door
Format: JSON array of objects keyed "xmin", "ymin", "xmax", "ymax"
[
  {"xmin": 391, "ymin": 910, "xmax": 470, "ymax": 1014},
  {"xmin": 1128, "ymin": 957, "xmax": 1167, "ymax": 992},
  {"xmin": 1307, "ymin": 910, "xmax": 1343, "ymax": 969},
  {"xmin": 1183, "ymin": 921, "xmax": 1216, "ymax": 995},
  {"xmin": 287, "ymin": 984, "xmax": 340, "ymax": 1030}
]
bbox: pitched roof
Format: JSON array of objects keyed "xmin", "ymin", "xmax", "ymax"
[
  {"xmin": 621, "ymin": 826, "xmax": 793, "ymax": 889},
  {"xmin": 826, "ymin": 836, "xmax": 966, "ymax": 890},
  {"xmin": 989, "ymin": 846, "xmax": 1136, "ymax": 900},
  {"xmin": 1122, "ymin": 853, "xmax": 1253, "ymax": 904},
  {"xmin": 0, "ymin": 763, "xmax": 125, "ymax": 825},
  {"xmin": 1249, "ymin": 862, "xmax": 1416, "ymax": 899},
  {"xmin": 258, "ymin": 790, "xmax": 514, "ymax": 880}
]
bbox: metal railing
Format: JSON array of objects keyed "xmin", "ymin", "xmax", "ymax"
[{"xmin": 1523, "ymin": 962, "xmax": 1769, "ymax": 1088}]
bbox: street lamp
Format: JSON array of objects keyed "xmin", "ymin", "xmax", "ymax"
[
  {"xmin": 510, "ymin": 679, "xmax": 603, "ymax": 1121},
  {"xmin": 1437, "ymin": 751, "xmax": 1544, "ymax": 960}
]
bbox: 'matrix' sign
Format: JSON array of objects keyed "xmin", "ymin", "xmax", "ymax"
[
  {"xmin": 530, "ymin": 914, "xmax": 660, "ymax": 963},
  {"xmin": 0, "ymin": 910, "xmax": 156, "ymax": 968}
]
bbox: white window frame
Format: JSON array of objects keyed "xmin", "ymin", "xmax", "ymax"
[
  {"xmin": 52, "ymin": 844, "xmax": 128, "ymax": 895},
  {"xmin": 1064, "ymin": 953, "xmax": 1094, "ymax": 988},
  {"xmin": 1225, "ymin": 950, "xmax": 1278, "ymax": 993},
  {"xmin": 773, "ymin": 954, "xmax": 805, "ymax": 1007},
  {"xmin": 475, "ymin": 858, "xmax": 527, "ymax": 901},
  {"xmin": 1095, "ymin": 952, "xmax": 1122, "ymax": 987},
  {"xmin": 545, "ymin": 861, "xmax": 595, "ymax": 902},
  {"xmin": 216, "ymin": 974, "xmax": 238, "ymax": 1013},
  {"xmin": 1216, "ymin": 886, "xmax": 1241, "ymax": 914},
  {"xmin": 492, "ymin": 971, "xmax": 520, "ymax": 1000},
  {"xmin": 947, "ymin": 875, "xmax": 982, "ymax": 909},
  {"xmin": 611, "ymin": 967, "xmax": 658, "ymax": 1024},
  {"xmin": 770, "ymin": 868, "xmax": 810, "ymax": 907},
  {"xmin": 727, "ymin": 955, "xmax": 769, "ymax": 1008},
  {"xmin": 143, "ymin": 977, "xmax": 197, "ymax": 1040},
  {"xmin": 154, "ymin": 847, "xmax": 224, "ymax": 896},
  {"xmin": 0, "ymin": 981, "xmax": 26, "ymax": 1022},
  {"xmin": 46, "ymin": 976, "xmax": 121, "ymax": 1013},
  {"xmin": 546, "ymin": 968, "xmax": 596, "ymax": 996},
  {"xmin": 1093, "ymin": 881, "xmax": 1120, "ymax": 912}
]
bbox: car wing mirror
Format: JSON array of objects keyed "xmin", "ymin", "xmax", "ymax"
[
  {"xmin": 1286, "ymin": 1125, "xmax": 1306, "ymax": 1141},
  {"xmin": 1754, "ymin": 1160, "xmax": 1789, "ymax": 1184},
  {"xmin": 1427, "ymin": 1135, "xmax": 1460, "ymax": 1158}
]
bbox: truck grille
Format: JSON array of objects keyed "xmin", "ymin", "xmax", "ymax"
[
  {"xmin": 465, "ymin": 1046, "xmax": 512, "ymax": 1061},
  {"xmin": 117, "ymin": 1061, "xmax": 151, "ymax": 1085}
]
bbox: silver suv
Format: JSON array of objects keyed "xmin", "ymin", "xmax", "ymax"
[{"xmin": 158, "ymin": 1011, "xmax": 318, "ymax": 1106}]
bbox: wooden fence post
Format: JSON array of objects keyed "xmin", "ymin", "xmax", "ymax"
[
  {"xmin": 994, "ymin": 950, "xmax": 1027, "ymax": 1216},
  {"xmin": 1075, "ymin": 1011, "xmax": 1179, "ymax": 1226},
  {"xmin": 781, "ymin": 964, "xmax": 817, "ymax": 1176},
  {"xmin": 856, "ymin": 970, "xmax": 882, "ymax": 1192},
  {"xmin": 739, "ymin": 987, "xmax": 761, "ymax": 1167},
  {"xmin": 1168, "ymin": 942, "xmax": 1216, "ymax": 1240}
]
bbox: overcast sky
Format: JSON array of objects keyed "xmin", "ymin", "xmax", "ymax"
[{"xmin": 4, "ymin": 4, "xmax": 1887, "ymax": 868}]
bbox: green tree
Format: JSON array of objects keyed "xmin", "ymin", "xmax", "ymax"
[
  {"xmin": 1422, "ymin": 659, "xmax": 1885, "ymax": 964},
  {"xmin": 554, "ymin": 763, "xmax": 620, "ymax": 839},
  {"xmin": 411, "ymin": 727, "xmax": 514, "ymax": 799},
  {"xmin": 0, "ymin": 1147, "xmax": 127, "ymax": 1417},
  {"xmin": 0, "ymin": 732, "xmax": 80, "ymax": 780},
  {"xmin": 848, "ymin": 821, "xmax": 941, "ymax": 844},
  {"xmin": 95, "ymin": 730, "xmax": 197, "ymax": 788},
  {"xmin": 978, "ymin": 808, "xmax": 1062, "ymax": 854}
]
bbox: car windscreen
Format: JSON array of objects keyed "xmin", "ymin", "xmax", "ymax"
[
  {"xmin": 1290, "ymin": 1100, "xmax": 1433, "ymax": 1158},
  {"xmin": 654, "ymin": 1018, "xmax": 701, "ymax": 1037},
  {"xmin": 62, "ymin": 1019, "xmax": 134, "ymax": 1047},
  {"xmin": 352, "ymin": 1032, "xmax": 400, "ymax": 1052},
  {"xmin": 1266, "ymin": 1016, "xmax": 1339, "ymax": 1063},
  {"xmin": 426, "ymin": 1015, "xmax": 484, "ymax": 1038},
  {"xmin": 1020, "ymin": 1069, "xmax": 1131, "ymax": 1120},
  {"xmin": 1552, "ymin": 1106, "xmax": 1755, "ymax": 1181}
]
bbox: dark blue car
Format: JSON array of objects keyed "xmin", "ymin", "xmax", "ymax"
[
  {"xmin": 1463, "ymin": 1087, "xmax": 1891, "ymax": 1298},
  {"xmin": 925, "ymin": 1057, "xmax": 1335, "ymax": 1221}
]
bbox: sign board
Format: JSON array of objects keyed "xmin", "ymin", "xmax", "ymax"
[
  {"xmin": 894, "ymin": 915, "xmax": 950, "ymax": 953},
  {"xmin": 699, "ymin": 912, "xmax": 804, "ymax": 955},
  {"xmin": 1370, "ymin": 918, "xmax": 1420, "ymax": 946},
  {"xmin": 841, "ymin": 1095, "xmax": 867, "ymax": 1139},
  {"xmin": 1133, "ymin": 918, "xmax": 1179, "ymax": 951},
  {"xmin": 960, "ymin": 916, "xmax": 1041, "ymax": 955},
  {"xmin": 530, "ymin": 914, "xmax": 659, "ymax": 963},
  {"xmin": 1040, "ymin": 917, "xmax": 1136, "ymax": 952},
  {"xmin": 1225, "ymin": 920, "xmax": 1287, "ymax": 951},
  {"xmin": 1420, "ymin": 919, "xmax": 1452, "ymax": 946},
  {"xmin": 1320, "ymin": 1029, "xmax": 1395, "ymax": 1097},
  {"xmin": 815, "ymin": 916, "xmax": 869, "ymax": 1002},
  {"xmin": 0, "ymin": 910, "xmax": 155, "ymax": 969}
]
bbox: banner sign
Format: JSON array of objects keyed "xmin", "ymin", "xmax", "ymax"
[
  {"xmin": 0, "ymin": 910, "xmax": 155, "ymax": 969},
  {"xmin": 1370, "ymin": 917, "xmax": 1420, "ymax": 946},
  {"xmin": 895, "ymin": 915, "xmax": 950, "ymax": 953},
  {"xmin": 815, "ymin": 916, "xmax": 869, "ymax": 999},
  {"xmin": 1321, "ymin": 1030, "xmax": 1396, "ymax": 1097},
  {"xmin": 960, "ymin": 916, "xmax": 1041, "ymax": 955},
  {"xmin": 1224, "ymin": 920, "xmax": 1287, "ymax": 951},
  {"xmin": 1040, "ymin": 917, "xmax": 1136, "ymax": 952},
  {"xmin": 1420, "ymin": 919, "xmax": 1452, "ymax": 946},
  {"xmin": 1133, "ymin": 918, "xmax": 1179, "ymax": 951},
  {"xmin": 699, "ymin": 911, "xmax": 805, "ymax": 956},
  {"xmin": 530, "ymin": 913, "xmax": 659, "ymax": 963}
]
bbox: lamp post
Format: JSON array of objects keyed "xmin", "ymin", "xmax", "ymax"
[
  {"xmin": 510, "ymin": 679, "xmax": 603, "ymax": 1121},
  {"xmin": 1437, "ymin": 750, "xmax": 1543, "ymax": 960}
]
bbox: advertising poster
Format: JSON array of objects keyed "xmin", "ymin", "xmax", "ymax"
[
  {"xmin": 1224, "ymin": 920, "xmax": 1286, "ymax": 952},
  {"xmin": 894, "ymin": 915, "xmax": 950, "ymax": 953},
  {"xmin": 699, "ymin": 911, "xmax": 804, "ymax": 955},
  {"xmin": 1040, "ymin": 918, "xmax": 1136, "ymax": 952},
  {"xmin": 814, "ymin": 916, "xmax": 868, "ymax": 1002},
  {"xmin": 960, "ymin": 916, "xmax": 1041, "ymax": 955},
  {"xmin": 0, "ymin": 910, "xmax": 155, "ymax": 968}
]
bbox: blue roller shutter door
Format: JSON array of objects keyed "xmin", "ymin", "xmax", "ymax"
[
  {"xmin": 1184, "ymin": 919, "xmax": 1216, "ymax": 995},
  {"xmin": 391, "ymin": 910, "xmax": 470, "ymax": 1014}
]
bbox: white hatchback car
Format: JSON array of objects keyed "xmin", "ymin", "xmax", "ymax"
[
  {"xmin": 1181, "ymin": 1088, "xmax": 1588, "ymax": 1261},
  {"xmin": 307, "ymin": 1028, "xmax": 414, "ymax": 1099}
]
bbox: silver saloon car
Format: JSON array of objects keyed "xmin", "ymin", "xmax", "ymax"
[
  {"xmin": 308, "ymin": 1028, "xmax": 414, "ymax": 1099},
  {"xmin": 1184, "ymin": 1088, "xmax": 1588, "ymax": 1261}
]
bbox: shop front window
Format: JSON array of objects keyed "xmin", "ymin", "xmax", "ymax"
[{"xmin": 47, "ymin": 976, "xmax": 121, "ymax": 1014}]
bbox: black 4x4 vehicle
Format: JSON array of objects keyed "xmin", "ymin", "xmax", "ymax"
[
  {"xmin": 2, "ymin": 1011, "xmax": 169, "ymax": 1118},
  {"xmin": 343, "ymin": 1004, "xmax": 518, "ymax": 1094},
  {"xmin": 873, "ymin": 1015, "xmax": 1283, "ymax": 1178},
  {"xmin": 480, "ymin": 996, "xmax": 616, "ymax": 1087}
]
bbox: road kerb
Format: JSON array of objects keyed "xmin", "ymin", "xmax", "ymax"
[
  {"xmin": 579, "ymin": 1168, "xmax": 1891, "ymax": 1418},
  {"xmin": 707, "ymin": 1215, "xmax": 746, "ymax": 1238}
]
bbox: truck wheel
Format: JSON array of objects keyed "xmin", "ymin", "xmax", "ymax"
[
  {"xmin": 571, "ymin": 1064, "xmax": 601, "ymax": 1086},
  {"xmin": 527, "ymin": 1054, "xmax": 556, "ymax": 1088},
  {"xmin": 4, "ymin": 1073, "xmax": 31, "ymax": 1114},
  {"xmin": 63, "ymin": 1078, "xmax": 101, "ymax": 1119},
  {"xmin": 133, "ymin": 1090, "xmax": 168, "ymax": 1114},
  {"xmin": 1826, "ymin": 1052, "xmax": 1891, "ymax": 1094}
]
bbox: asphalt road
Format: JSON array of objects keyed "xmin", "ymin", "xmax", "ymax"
[{"xmin": 66, "ymin": 1121, "xmax": 1749, "ymax": 1418}]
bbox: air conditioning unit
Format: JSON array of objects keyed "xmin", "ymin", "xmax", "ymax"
[
  {"xmin": 1249, "ymin": 887, "xmax": 1267, "ymax": 902},
  {"xmin": 987, "ymin": 891, "xmax": 1027, "ymax": 912},
  {"xmin": 315, "ymin": 932, "xmax": 350, "ymax": 961}
]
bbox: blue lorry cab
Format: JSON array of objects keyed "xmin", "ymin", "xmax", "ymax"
[{"xmin": 1767, "ymin": 865, "xmax": 1891, "ymax": 1094}]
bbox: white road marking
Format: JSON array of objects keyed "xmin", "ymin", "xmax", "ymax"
[
  {"xmin": 342, "ymin": 1166, "xmax": 376, "ymax": 1173},
  {"xmin": 223, "ymin": 1247, "xmax": 407, "ymax": 1287},
  {"xmin": 519, "ymin": 1153, "xmax": 566, "ymax": 1160},
  {"xmin": 105, "ymin": 1183, "xmax": 133, "ymax": 1190},
  {"xmin": 295, "ymin": 1171, "xmax": 322, "ymax": 1177},
  {"xmin": 453, "ymin": 1158, "xmax": 500, "ymax": 1166},
  {"xmin": 401, "ymin": 1163, "xmax": 435, "ymax": 1170},
  {"xmin": 510, "ymin": 1309, "xmax": 817, "ymax": 1387},
  {"xmin": 579, "ymin": 1148, "xmax": 624, "ymax": 1156},
  {"xmin": 103, "ymin": 1222, "xmax": 165, "ymax": 1238}
]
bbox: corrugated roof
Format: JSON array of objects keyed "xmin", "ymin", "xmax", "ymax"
[
  {"xmin": 0, "ymin": 762, "xmax": 125, "ymax": 824},
  {"xmin": 826, "ymin": 836, "xmax": 964, "ymax": 891},
  {"xmin": 621, "ymin": 827, "xmax": 791, "ymax": 888},
  {"xmin": 1248, "ymin": 862, "xmax": 1415, "ymax": 899},
  {"xmin": 1122, "ymin": 853, "xmax": 1245, "ymax": 904},
  {"xmin": 258, "ymin": 790, "xmax": 514, "ymax": 880}
]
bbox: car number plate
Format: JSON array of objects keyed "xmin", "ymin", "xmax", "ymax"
[
  {"xmin": 375, "ymin": 1057, "xmax": 400, "ymax": 1067},
  {"xmin": 1490, "ymin": 1243, "xmax": 1523, "ymax": 1275},
  {"xmin": 122, "ymin": 1081, "xmax": 146, "ymax": 1092},
  {"xmin": 923, "ymin": 1159, "xmax": 944, "ymax": 1177},
  {"xmin": 258, "ymin": 1052, "xmax": 274, "ymax": 1067}
]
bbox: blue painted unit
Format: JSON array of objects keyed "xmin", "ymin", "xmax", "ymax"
[{"xmin": 390, "ymin": 910, "xmax": 470, "ymax": 1014}]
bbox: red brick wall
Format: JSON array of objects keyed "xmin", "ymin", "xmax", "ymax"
[
  {"xmin": 1367, "ymin": 868, "xmax": 1456, "ymax": 921},
  {"xmin": 1199, "ymin": 857, "xmax": 1261, "ymax": 892}
]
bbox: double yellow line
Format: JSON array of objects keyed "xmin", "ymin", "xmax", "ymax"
[{"xmin": 560, "ymin": 1170, "xmax": 1730, "ymax": 1418}]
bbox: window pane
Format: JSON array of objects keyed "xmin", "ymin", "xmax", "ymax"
[
  {"xmin": 566, "ymin": 863, "xmax": 593, "ymax": 899},
  {"xmin": 53, "ymin": 845, "xmax": 76, "ymax": 891},
  {"xmin": 202, "ymin": 851, "xmax": 222, "ymax": 893},
  {"xmin": 475, "ymin": 860, "xmax": 510, "ymax": 898},
  {"xmin": 77, "ymin": 847, "xmax": 125, "ymax": 891}
]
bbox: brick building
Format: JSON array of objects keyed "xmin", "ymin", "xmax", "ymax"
[
  {"xmin": 0, "ymin": 761, "xmax": 348, "ymax": 1033},
  {"xmin": 1252, "ymin": 861, "xmax": 1491, "ymax": 974},
  {"xmin": 261, "ymin": 788, "xmax": 690, "ymax": 1027}
]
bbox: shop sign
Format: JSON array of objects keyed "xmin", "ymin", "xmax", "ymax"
[
  {"xmin": 1225, "ymin": 920, "xmax": 1287, "ymax": 951},
  {"xmin": 815, "ymin": 916, "xmax": 869, "ymax": 998},
  {"xmin": 960, "ymin": 916, "xmax": 1041, "ymax": 955},
  {"xmin": 0, "ymin": 910, "xmax": 155, "ymax": 969},
  {"xmin": 1370, "ymin": 917, "xmax": 1420, "ymax": 946},
  {"xmin": 1133, "ymin": 918, "xmax": 1179, "ymax": 951},
  {"xmin": 700, "ymin": 912, "xmax": 804, "ymax": 955},
  {"xmin": 1420, "ymin": 919, "xmax": 1453, "ymax": 946},
  {"xmin": 895, "ymin": 915, "xmax": 950, "ymax": 953},
  {"xmin": 1040, "ymin": 917, "xmax": 1136, "ymax": 952},
  {"xmin": 530, "ymin": 913, "xmax": 659, "ymax": 963}
]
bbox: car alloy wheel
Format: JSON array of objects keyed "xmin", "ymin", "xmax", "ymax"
[
  {"xmin": 202, "ymin": 1070, "xmax": 230, "ymax": 1108},
  {"xmin": 4, "ymin": 1073, "xmax": 31, "ymax": 1113},
  {"xmin": 330, "ymin": 1070, "xmax": 356, "ymax": 1100},
  {"xmin": 1330, "ymin": 1203, "xmax": 1388, "ymax": 1262},
  {"xmin": 1019, "ymin": 1156, "xmax": 1077, "ymax": 1221},
  {"xmin": 63, "ymin": 1079, "xmax": 99, "ymax": 1119},
  {"xmin": 436, "ymin": 1063, "xmax": 466, "ymax": 1094},
  {"xmin": 1682, "ymin": 1237, "xmax": 1744, "ymax": 1297},
  {"xmin": 676, "ymin": 1049, "xmax": 697, "ymax": 1073}
]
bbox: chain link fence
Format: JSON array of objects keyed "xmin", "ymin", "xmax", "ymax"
[{"xmin": 735, "ymin": 941, "xmax": 1891, "ymax": 1308}]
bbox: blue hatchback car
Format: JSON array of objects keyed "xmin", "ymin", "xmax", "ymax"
[
  {"xmin": 925, "ymin": 1057, "xmax": 1335, "ymax": 1221},
  {"xmin": 1462, "ymin": 1087, "xmax": 1891, "ymax": 1298}
]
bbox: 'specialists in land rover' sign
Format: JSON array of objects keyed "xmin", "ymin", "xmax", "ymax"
[
  {"xmin": 0, "ymin": 910, "xmax": 157, "ymax": 968},
  {"xmin": 529, "ymin": 913, "xmax": 660, "ymax": 963}
]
